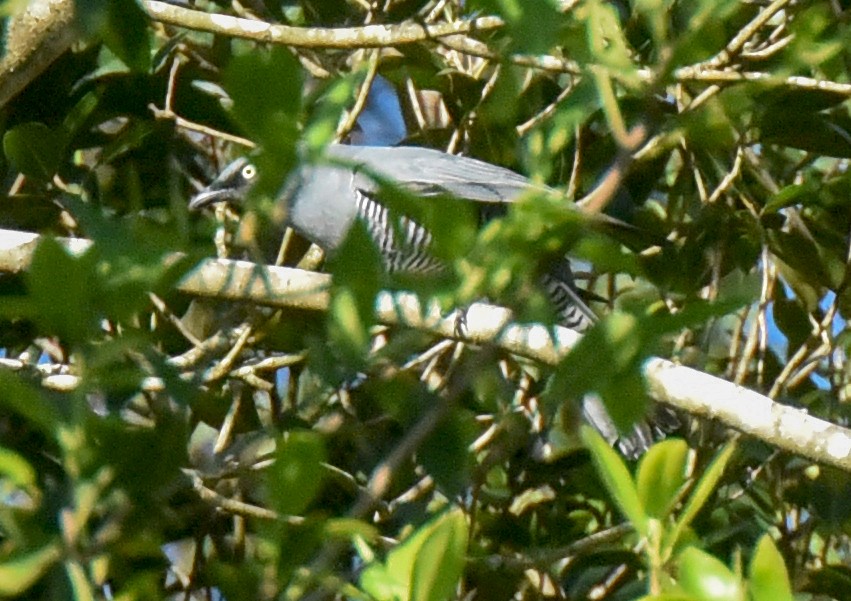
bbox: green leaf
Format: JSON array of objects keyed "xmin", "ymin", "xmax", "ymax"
[
  {"xmin": 802, "ymin": 565, "xmax": 851, "ymax": 599},
  {"xmin": 322, "ymin": 518, "xmax": 379, "ymax": 543},
  {"xmin": 3, "ymin": 122, "xmax": 63, "ymax": 180},
  {"xmin": 360, "ymin": 561, "xmax": 408, "ymax": 601},
  {"xmin": 809, "ymin": 467, "xmax": 851, "ymax": 527},
  {"xmin": 26, "ymin": 237, "xmax": 98, "ymax": 346},
  {"xmin": 668, "ymin": 442, "xmax": 736, "ymax": 551},
  {"xmin": 769, "ymin": 229, "xmax": 839, "ymax": 300},
  {"xmin": 772, "ymin": 295, "xmax": 812, "ymax": 353},
  {"xmin": 526, "ymin": 77, "xmax": 599, "ymax": 173},
  {"xmin": 268, "ymin": 431, "xmax": 327, "ymax": 516},
  {"xmin": 0, "ymin": 371, "xmax": 63, "ymax": 438},
  {"xmin": 409, "ymin": 510, "xmax": 468, "ymax": 601},
  {"xmin": 61, "ymin": 91, "xmax": 100, "ymax": 141},
  {"xmin": 677, "ymin": 547, "xmax": 743, "ymax": 601},
  {"xmin": 666, "ymin": 0, "xmax": 740, "ymax": 67},
  {"xmin": 360, "ymin": 509, "xmax": 469, "ymax": 601},
  {"xmin": 0, "ymin": 541, "xmax": 61, "ymax": 596},
  {"xmin": 758, "ymin": 87, "xmax": 849, "ymax": 116},
  {"xmin": 549, "ymin": 312, "xmax": 650, "ymax": 432},
  {"xmin": 748, "ymin": 535, "xmax": 794, "ymax": 601},
  {"xmin": 419, "ymin": 409, "xmax": 476, "ymax": 496},
  {"xmin": 632, "ymin": 0, "xmax": 673, "ymax": 47},
  {"xmin": 75, "ymin": 0, "xmax": 152, "ymax": 72},
  {"xmin": 304, "ymin": 73, "xmax": 358, "ymax": 152},
  {"xmin": 90, "ymin": 407, "xmax": 188, "ymax": 498},
  {"xmin": 471, "ymin": 0, "xmax": 564, "ymax": 55},
  {"xmin": 0, "ymin": 446, "xmax": 38, "ymax": 493},
  {"xmin": 636, "ymin": 439, "xmax": 689, "ymax": 520},
  {"xmin": 322, "ymin": 219, "xmax": 384, "ymax": 377},
  {"xmin": 759, "ymin": 111, "xmax": 851, "ymax": 158},
  {"xmin": 224, "ymin": 46, "xmax": 301, "ymax": 197},
  {"xmin": 583, "ymin": 0, "xmax": 637, "ymax": 81},
  {"xmin": 784, "ymin": 5, "xmax": 845, "ymax": 73},
  {"xmin": 581, "ymin": 426, "xmax": 648, "ymax": 534}
]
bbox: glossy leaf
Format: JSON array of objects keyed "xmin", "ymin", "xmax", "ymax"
[
  {"xmin": 361, "ymin": 509, "xmax": 468, "ymax": 601},
  {"xmin": 636, "ymin": 439, "xmax": 689, "ymax": 520},
  {"xmin": 749, "ymin": 535, "xmax": 793, "ymax": 601},
  {"xmin": 410, "ymin": 509, "xmax": 468, "ymax": 601},
  {"xmin": 678, "ymin": 547, "xmax": 744, "ymax": 601}
]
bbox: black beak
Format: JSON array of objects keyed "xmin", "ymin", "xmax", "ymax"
[{"xmin": 188, "ymin": 187, "xmax": 239, "ymax": 210}]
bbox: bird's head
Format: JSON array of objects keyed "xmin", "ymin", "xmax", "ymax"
[{"xmin": 188, "ymin": 157, "xmax": 257, "ymax": 210}]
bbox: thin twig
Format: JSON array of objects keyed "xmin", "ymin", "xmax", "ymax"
[{"xmin": 335, "ymin": 50, "xmax": 380, "ymax": 142}]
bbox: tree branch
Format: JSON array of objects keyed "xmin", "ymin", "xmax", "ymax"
[
  {"xmin": 142, "ymin": 0, "xmax": 503, "ymax": 49},
  {"xmin": 670, "ymin": 67, "xmax": 851, "ymax": 96},
  {"xmin": 2, "ymin": 227, "xmax": 850, "ymax": 471},
  {"xmin": 0, "ymin": 0, "xmax": 76, "ymax": 109}
]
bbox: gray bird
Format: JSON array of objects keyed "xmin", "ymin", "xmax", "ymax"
[{"xmin": 190, "ymin": 144, "xmax": 664, "ymax": 457}]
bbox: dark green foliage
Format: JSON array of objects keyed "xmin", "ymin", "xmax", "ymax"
[{"xmin": 0, "ymin": 0, "xmax": 848, "ymax": 599}]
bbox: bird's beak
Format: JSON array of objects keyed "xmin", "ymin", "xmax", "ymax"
[{"xmin": 188, "ymin": 187, "xmax": 239, "ymax": 210}]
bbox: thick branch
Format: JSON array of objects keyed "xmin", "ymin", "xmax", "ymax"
[
  {"xmin": 2, "ymin": 228, "xmax": 851, "ymax": 471},
  {"xmin": 142, "ymin": 0, "xmax": 503, "ymax": 49},
  {"xmin": 0, "ymin": 0, "xmax": 76, "ymax": 109}
]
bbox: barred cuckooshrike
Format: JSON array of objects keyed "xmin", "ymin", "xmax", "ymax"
[{"xmin": 190, "ymin": 144, "xmax": 667, "ymax": 457}]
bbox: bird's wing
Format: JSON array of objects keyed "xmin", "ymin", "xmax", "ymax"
[{"xmin": 327, "ymin": 145, "xmax": 546, "ymax": 204}]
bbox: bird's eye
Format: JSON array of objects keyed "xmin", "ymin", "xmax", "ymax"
[{"xmin": 241, "ymin": 164, "xmax": 256, "ymax": 180}]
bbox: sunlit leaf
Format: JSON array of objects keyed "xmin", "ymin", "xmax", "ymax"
[
  {"xmin": 677, "ymin": 547, "xmax": 743, "ymax": 601},
  {"xmin": 668, "ymin": 442, "xmax": 736, "ymax": 551},
  {"xmin": 749, "ymin": 535, "xmax": 794, "ymax": 601},
  {"xmin": 636, "ymin": 439, "xmax": 689, "ymax": 520},
  {"xmin": 582, "ymin": 426, "xmax": 648, "ymax": 535},
  {"xmin": 0, "ymin": 541, "xmax": 61, "ymax": 596},
  {"xmin": 360, "ymin": 509, "xmax": 468, "ymax": 601}
]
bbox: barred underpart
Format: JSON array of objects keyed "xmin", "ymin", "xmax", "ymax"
[{"xmin": 354, "ymin": 189, "xmax": 444, "ymax": 275}]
